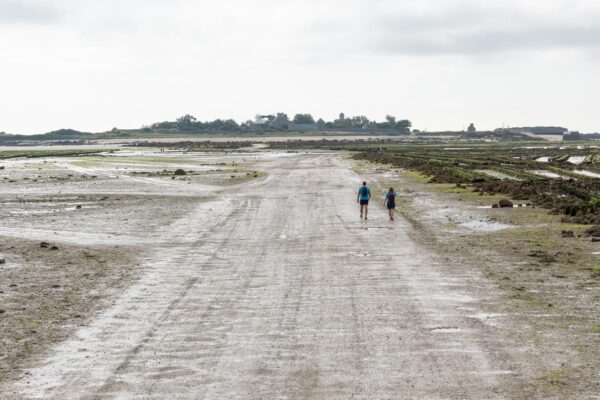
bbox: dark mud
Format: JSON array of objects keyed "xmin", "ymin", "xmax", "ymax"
[{"xmin": 0, "ymin": 237, "xmax": 139, "ymax": 384}]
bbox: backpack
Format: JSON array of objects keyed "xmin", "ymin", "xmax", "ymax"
[
  {"xmin": 388, "ymin": 192, "xmax": 395, "ymax": 202},
  {"xmin": 360, "ymin": 186, "xmax": 369, "ymax": 197}
]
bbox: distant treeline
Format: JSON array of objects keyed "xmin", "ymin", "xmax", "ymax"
[
  {"xmin": 0, "ymin": 115, "xmax": 575, "ymax": 144},
  {"xmin": 150, "ymin": 113, "xmax": 413, "ymax": 133},
  {"xmin": 0, "ymin": 112, "xmax": 414, "ymax": 143}
]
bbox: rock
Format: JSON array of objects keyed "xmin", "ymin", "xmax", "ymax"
[
  {"xmin": 50, "ymin": 245, "xmax": 59, "ymax": 250},
  {"xmin": 75, "ymin": 205, "xmax": 82, "ymax": 210},
  {"xmin": 492, "ymin": 203, "xmax": 499, "ymax": 208},
  {"xmin": 0, "ymin": 309, "xmax": 5, "ymax": 314},
  {"xmin": 584, "ymin": 225, "xmax": 600, "ymax": 237},
  {"xmin": 174, "ymin": 169, "xmax": 186, "ymax": 176},
  {"xmin": 498, "ymin": 199, "xmax": 513, "ymax": 208},
  {"xmin": 592, "ymin": 237, "xmax": 600, "ymax": 243},
  {"xmin": 561, "ymin": 230, "xmax": 575, "ymax": 238},
  {"xmin": 0, "ymin": 258, "xmax": 5, "ymax": 264},
  {"xmin": 40, "ymin": 241, "xmax": 50, "ymax": 248}
]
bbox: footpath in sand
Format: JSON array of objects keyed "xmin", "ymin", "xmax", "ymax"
[{"xmin": 1, "ymin": 152, "xmax": 595, "ymax": 398}]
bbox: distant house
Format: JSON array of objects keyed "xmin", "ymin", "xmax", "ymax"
[
  {"xmin": 269, "ymin": 113, "xmax": 290, "ymax": 130},
  {"xmin": 362, "ymin": 121, "xmax": 377, "ymax": 130},
  {"xmin": 333, "ymin": 113, "xmax": 351, "ymax": 128},
  {"xmin": 253, "ymin": 115, "xmax": 268, "ymax": 125}
]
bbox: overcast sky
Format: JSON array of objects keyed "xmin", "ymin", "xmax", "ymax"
[{"xmin": 1, "ymin": 0, "xmax": 599, "ymax": 134}]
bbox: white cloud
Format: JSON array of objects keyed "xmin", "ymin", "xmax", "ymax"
[
  {"xmin": 0, "ymin": 0, "xmax": 599, "ymax": 134},
  {"xmin": 0, "ymin": 0, "xmax": 59, "ymax": 24}
]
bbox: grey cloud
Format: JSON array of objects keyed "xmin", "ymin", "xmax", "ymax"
[
  {"xmin": 373, "ymin": 25, "xmax": 600, "ymax": 56},
  {"xmin": 0, "ymin": 0, "xmax": 60, "ymax": 24},
  {"xmin": 307, "ymin": 3, "xmax": 600, "ymax": 58}
]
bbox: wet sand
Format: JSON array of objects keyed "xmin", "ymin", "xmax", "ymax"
[{"xmin": 1, "ymin": 150, "xmax": 598, "ymax": 399}]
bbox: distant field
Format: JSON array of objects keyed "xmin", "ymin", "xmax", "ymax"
[{"xmin": 0, "ymin": 149, "xmax": 110, "ymax": 160}]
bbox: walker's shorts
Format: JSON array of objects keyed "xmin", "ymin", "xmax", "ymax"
[
  {"xmin": 387, "ymin": 202, "xmax": 396, "ymax": 209},
  {"xmin": 360, "ymin": 200, "xmax": 369, "ymax": 206}
]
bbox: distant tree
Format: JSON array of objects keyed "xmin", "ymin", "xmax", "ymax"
[
  {"xmin": 220, "ymin": 119, "xmax": 239, "ymax": 131},
  {"xmin": 467, "ymin": 123, "xmax": 476, "ymax": 132},
  {"xmin": 176, "ymin": 114, "xmax": 200, "ymax": 130},
  {"xmin": 351, "ymin": 116, "xmax": 369, "ymax": 126},
  {"xmin": 396, "ymin": 119, "xmax": 412, "ymax": 133},
  {"xmin": 316, "ymin": 118, "xmax": 325, "ymax": 125},
  {"xmin": 293, "ymin": 114, "xmax": 316, "ymax": 124},
  {"xmin": 385, "ymin": 115, "xmax": 397, "ymax": 126},
  {"xmin": 152, "ymin": 121, "xmax": 177, "ymax": 129}
]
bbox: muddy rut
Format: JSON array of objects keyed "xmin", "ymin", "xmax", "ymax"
[{"xmin": 11, "ymin": 154, "xmax": 521, "ymax": 399}]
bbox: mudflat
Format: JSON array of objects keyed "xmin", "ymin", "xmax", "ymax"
[{"xmin": 0, "ymin": 150, "xmax": 598, "ymax": 399}]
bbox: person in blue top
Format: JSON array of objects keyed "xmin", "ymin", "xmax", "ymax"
[
  {"xmin": 357, "ymin": 181, "xmax": 371, "ymax": 220},
  {"xmin": 384, "ymin": 187, "xmax": 396, "ymax": 221}
]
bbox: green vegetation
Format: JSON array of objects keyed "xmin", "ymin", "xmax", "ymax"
[
  {"xmin": 0, "ymin": 149, "xmax": 107, "ymax": 160},
  {"xmin": 269, "ymin": 138, "xmax": 600, "ymax": 224}
]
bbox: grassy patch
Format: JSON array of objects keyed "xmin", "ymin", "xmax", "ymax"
[{"xmin": 0, "ymin": 149, "xmax": 107, "ymax": 160}]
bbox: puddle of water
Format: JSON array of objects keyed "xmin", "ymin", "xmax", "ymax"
[
  {"xmin": 568, "ymin": 156, "xmax": 586, "ymax": 164},
  {"xmin": 470, "ymin": 312, "xmax": 504, "ymax": 320},
  {"xmin": 477, "ymin": 204, "xmax": 528, "ymax": 209},
  {"xmin": 7, "ymin": 209, "xmax": 54, "ymax": 215},
  {"xmin": 531, "ymin": 170, "xmax": 564, "ymax": 179},
  {"xmin": 535, "ymin": 157, "xmax": 550, "ymax": 163},
  {"xmin": 459, "ymin": 220, "xmax": 513, "ymax": 232},
  {"xmin": 475, "ymin": 170, "xmax": 516, "ymax": 180},
  {"xmin": 430, "ymin": 327, "xmax": 463, "ymax": 334},
  {"xmin": 573, "ymin": 170, "xmax": 600, "ymax": 178}
]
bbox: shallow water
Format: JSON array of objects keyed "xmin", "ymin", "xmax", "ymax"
[
  {"xmin": 531, "ymin": 170, "xmax": 564, "ymax": 179},
  {"xmin": 573, "ymin": 170, "xmax": 600, "ymax": 178},
  {"xmin": 568, "ymin": 156, "xmax": 586, "ymax": 165},
  {"xmin": 459, "ymin": 220, "xmax": 514, "ymax": 232}
]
